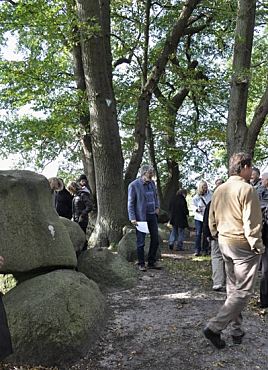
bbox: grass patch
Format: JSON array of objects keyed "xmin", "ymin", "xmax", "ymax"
[{"xmin": 162, "ymin": 255, "xmax": 212, "ymax": 288}]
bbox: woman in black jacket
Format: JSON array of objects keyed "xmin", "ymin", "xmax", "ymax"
[
  {"xmin": 55, "ymin": 179, "xmax": 73, "ymax": 219},
  {"xmin": 66, "ymin": 181, "xmax": 93, "ymax": 234},
  {"xmin": 168, "ymin": 189, "xmax": 189, "ymax": 251}
]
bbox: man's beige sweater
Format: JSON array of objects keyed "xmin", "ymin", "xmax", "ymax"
[{"xmin": 209, "ymin": 175, "xmax": 264, "ymax": 253}]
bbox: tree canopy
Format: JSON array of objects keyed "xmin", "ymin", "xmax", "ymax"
[{"xmin": 0, "ymin": 0, "xmax": 268, "ymax": 242}]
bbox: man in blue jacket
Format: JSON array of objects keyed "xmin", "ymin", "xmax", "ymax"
[{"xmin": 128, "ymin": 164, "xmax": 161, "ymax": 271}]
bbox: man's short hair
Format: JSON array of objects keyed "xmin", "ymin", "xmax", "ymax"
[
  {"xmin": 140, "ymin": 164, "xmax": 154, "ymax": 176},
  {"xmin": 252, "ymin": 167, "xmax": 260, "ymax": 176},
  {"xmin": 229, "ymin": 152, "xmax": 252, "ymax": 176}
]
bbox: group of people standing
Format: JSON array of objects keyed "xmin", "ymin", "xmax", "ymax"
[
  {"xmin": 48, "ymin": 174, "xmax": 93, "ymax": 241},
  {"xmin": 127, "ymin": 154, "xmax": 268, "ymax": 351}
]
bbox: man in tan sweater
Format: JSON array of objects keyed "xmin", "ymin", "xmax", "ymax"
[{"xmin": 203, "ymin": 152, "xmax": 264, "ymax": 349}]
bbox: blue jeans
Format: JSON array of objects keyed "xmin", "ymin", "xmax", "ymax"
[
  {"xmin": 194, "ymin": 220, "xmax": 203, "ymax": 254},
  {"xmin": 169, "ymin": 226, "xmax": 185, "ymax": 250},
  {"xmin": 136, "ymin": 213, "xmax": 159, "ymax": 266}
]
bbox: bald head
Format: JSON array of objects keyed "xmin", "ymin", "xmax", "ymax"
[{"xmin": 261, "ymin": 173, "xmax": 268, "ymax": 188}]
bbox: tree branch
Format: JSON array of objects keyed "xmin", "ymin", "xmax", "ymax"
[{"xmin": 247, "ymin": 82, "xmax": 268, "ymax": 149}]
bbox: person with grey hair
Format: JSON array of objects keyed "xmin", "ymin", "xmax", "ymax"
[
  {"xmin": 257, "ymin": 172, "xmax": 268, "ymax": 208},
  {"xmin": 204, "ymin": 152, "xmax": 264, "ymax": 349},
  {"xmin": 128, "ymin": 164, "xmax": 160, "ymax": 271},
  {"xmin": 250, "ymin": 167, "xmax": 262, "ymax": 191}
]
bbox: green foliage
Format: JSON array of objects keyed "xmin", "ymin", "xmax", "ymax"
[{"xmin": 0, "ymin": 0, "xmax": 267, "ymax": 183}]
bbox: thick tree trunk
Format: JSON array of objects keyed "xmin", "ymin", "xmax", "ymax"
[
  {"xmin": 161, "ymin": 88, "xmax": 188, "ymax": 210},
  {"xmin": 227, "ymin": 0, "xmax": 256, "ymax": 158},
  {"xmin": 124, "ymin": 0, "xmax": 201, "ymax": 188},
  {"xmin": 76, "ymin": 0, "xmax": 125, "ymax": 247}
]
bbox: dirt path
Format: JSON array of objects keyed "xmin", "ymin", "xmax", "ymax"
[{"xmin": 70, "ymin": 242, "xmax": 268, "ymax": 370}]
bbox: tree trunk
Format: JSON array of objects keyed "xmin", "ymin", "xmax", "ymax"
[
  {"xmin": 76, "ymin": 0, "xmax": 125, "ymax": 247},
  {"xmin": 226, "ymin": 0, "xmax": 256, "ymax": 158}
]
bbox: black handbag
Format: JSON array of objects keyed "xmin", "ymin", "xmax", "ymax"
[{"xmin": 0, "ymin": 294, "xmax": 13, "ymax": 361}]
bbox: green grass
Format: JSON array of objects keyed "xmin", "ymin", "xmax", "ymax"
[{"xmin": 162, "ymin": 255, "xmax": 212, "ymax": 288}]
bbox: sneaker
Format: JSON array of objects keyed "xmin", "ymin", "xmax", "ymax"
[
  {"xmin": 203, "ymin": 327, "xmax": 226, "ymax": 349},
  {"xmin": 232, "ymin": 332, "xmax": 245, "ymax": 345},
  {"xmin": 194, "ymin": 252, "xmax": 201, "ymax": 256},
  {"xmin": 138, "ymin": 265, "xmax": 147, "ymax": 272},
  {"xmin": 147, "ymin": 261, "xmax": 162, "ymax": 270}
]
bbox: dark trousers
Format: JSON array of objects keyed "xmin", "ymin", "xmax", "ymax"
[
  {"xmin": 194, "ymin": 220, "xmax": 209, "ymax": 254},
  {"xmin": 194, "ymin": 220, "xmax": 203, "ymax": 254},
  {"xmin": 78, "ymin": 219, "xmax": 88, "ymax": 251},
  {"xmin": 0, "ymin": 295, "xmax": 13, "ymax": 361},
  {"xmin": 136, "ymin": 213, "xmax": 159, "ymax": 266},
  {"xmin": 260, "ymin": 246, "xmax": 268, "ymax": 307}
]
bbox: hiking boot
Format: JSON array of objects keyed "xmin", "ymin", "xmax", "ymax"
[
  {"xmin": 232, "ymin": 332, "xmax": 245, "ymax": 345},
  {"xmin": 138, "ymin": 265, "xmax": 147, "ymax": 272},
  {"xmin": 203, "ymin": 327, "xmax": 226, "ymax": 349}
]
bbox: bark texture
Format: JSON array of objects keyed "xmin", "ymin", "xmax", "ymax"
[
  {"xmin": 226, "ymin": 0, "xmax": 256, "ymax": 157},
  {"xmin": 76, "ymin": 0, "xmax": 125, "ymax": 247}
]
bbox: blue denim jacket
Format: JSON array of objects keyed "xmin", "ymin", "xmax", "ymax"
[{"xmin": 128, "ymin": 177, "xmax": 159, "ymax": 221}]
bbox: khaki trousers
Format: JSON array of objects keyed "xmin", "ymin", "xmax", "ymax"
[
  {"xmin": 211, "ymin": 239, "xmax": 226, "ymax": 288},
  {"xmin": 207, "ymin": 241, "xmax": 260, "ymax": 336}
]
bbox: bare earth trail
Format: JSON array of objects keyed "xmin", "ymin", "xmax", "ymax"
[{"xmin": 71, "ymin": 240, "xmax": 268, "ymax": 370}]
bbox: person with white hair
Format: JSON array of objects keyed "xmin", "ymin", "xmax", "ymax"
[
  {"xmin": 128, "ymin": 164, "xmax": 160, "ymax": 271},
  {"xmin": 192, "ymin": 180, "xmax": 212, "ymax": 256},
  {"xmin": 250, "ymin": 167, "xmax": 262, "ymax": 191}
]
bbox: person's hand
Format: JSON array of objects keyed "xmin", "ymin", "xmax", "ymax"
[
  {"xmin": 0, "ymin": 256, "xmax": 4, "ymax": 269},
  {"xmin": 131, "ymin": 220, "xmax": 138, "ymax": 226},
  {"xmin": 155, "ymin": 208, "xmax": 160, "ymax": 215}
]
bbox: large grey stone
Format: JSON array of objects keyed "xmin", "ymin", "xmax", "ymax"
[
  {"xmin": 118, "ymin": 228, "xmax": 162, "ymax": 262},
  {"xmin": 77, "ymin": 248, "xmax": 138, "ymax": 290},
  {"xmin": 0, "ymin": 170, "xmax": 77, "ymax": 273},
  {"xmin": 3, "ymin": 269, "xmax": 105, "ymax": 367},
  {"xmin": 60, "ymin": 217, "xmax": 86, "ymax": 253}
]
